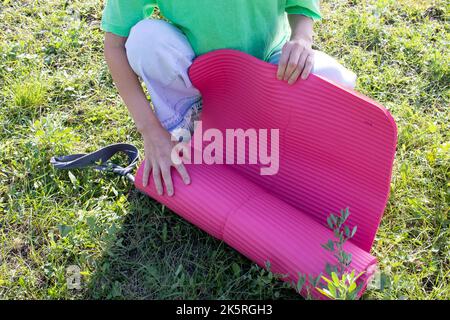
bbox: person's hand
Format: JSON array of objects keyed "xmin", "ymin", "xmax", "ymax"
[
  {"xmin": 277, "ymin": 38, "xmax": 314, "ymax": 85},
  {"xmin": 141, "ymin": 125, "xmax": 190, "ymax": 196}
]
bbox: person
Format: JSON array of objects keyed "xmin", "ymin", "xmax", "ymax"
[{"xmin": 101, "ymin": 1, "xmax": 357, "ymax": 196}]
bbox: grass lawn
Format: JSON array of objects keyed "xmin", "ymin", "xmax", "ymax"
[{"xmin": 0, "ymin": 0, "xmax": 448, "ymax": 300}]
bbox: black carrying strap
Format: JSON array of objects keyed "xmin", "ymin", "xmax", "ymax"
[{"xmin": 50, "ymin": 143, "xmax": 139, "ymax": 182}]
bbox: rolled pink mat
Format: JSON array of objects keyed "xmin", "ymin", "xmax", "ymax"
[{"xmin": 135, "ymin": 49, "xmax": 397, "ymax": 299}]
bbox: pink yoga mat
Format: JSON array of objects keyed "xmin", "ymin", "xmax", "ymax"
[{"xmin": 134, "ymin": 49, "xmax": 398, "ymax": 299}]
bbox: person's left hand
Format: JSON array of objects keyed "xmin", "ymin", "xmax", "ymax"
[{"xmin": 277, "ymin": 38, "xmax": 314, "ymax": 85}]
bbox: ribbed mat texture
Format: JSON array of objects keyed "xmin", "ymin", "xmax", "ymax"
[{"xmin": 135, "ymin": 50, "xmax": 397, "ymax": 299}]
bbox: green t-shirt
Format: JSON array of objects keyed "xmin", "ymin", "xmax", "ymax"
[{"xmin": 101, "ymin": 0, "xmax": 321, "ymax": 61}]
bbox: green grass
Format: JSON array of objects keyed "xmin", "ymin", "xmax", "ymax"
[{"xmin": 0, "ymin": 0, "xmax": 448, "ymax": 300}]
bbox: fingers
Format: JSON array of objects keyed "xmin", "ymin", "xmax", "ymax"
[
  {"xmin": 152, "ymin": 164, "xmax": 163, "ymax": 196},
  {"xmin": 161, "ymin": 165, "xmax": 174, "ymax": 197},
  {"xmin": 286, "ymin": 50, "xmax": 314, "ymax": 84},
  {"xmin": 287, "ymin": 68, "xmax": 301, "ymax": 85},
  {"xmin": 301, "ymin": 55, "xmax": 314, "ymax": 80},
  {"xmin": 288, "ymin": 50, "xmax": 308, "ymax": 85},
  {"xmin": 175, "ymin": 163, "xmax": 191, "ymax": 185},
  {"xmin": 149, "ymin": 161, "xmax": 189, "ymax": 197},
  {"xmin": 143, "ymin": 160, "xmax": 152, "ymax": 187},
  {"xmin": 142, "ymin": 129, "xmax": 191, "ymax": 196},
  {"xmin": 277, "ymin": 40, "xmax": 315, "ymax": 85},
  {"xmin": 283, "ymin": 46, "xmax": 303, "ymax": 81},
  {"xmin": 277, "ymin": 43, "xmax": 292, "ymax": 81}
]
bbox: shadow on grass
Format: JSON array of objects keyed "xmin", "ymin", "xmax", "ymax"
[{"xmin": 85, "ymin": 189, "xmax": 300, "ymax": 300}]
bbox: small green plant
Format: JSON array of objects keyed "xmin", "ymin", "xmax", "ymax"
[
  {"xmin": 318, "ymin": 208, "xmax": 365, "ymax": 299},
  {"xmin": 323, "ymin": 208, "xmax": 357, "ymax": 276},
  {"xmin": 295, "ymin": 273, "xmax": 322, "ymax": 300},
  {"xmin": 316, "ymin": 270, "xmax": 364, "ymax": 300},
  {"xmin": 296, "ymin": 208, "xmax": 365, "ymax": 300}
]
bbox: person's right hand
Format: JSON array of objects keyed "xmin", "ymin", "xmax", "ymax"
[{"xmin": 141, "ymin": 125, "xmax": 191, "ymax": 196}]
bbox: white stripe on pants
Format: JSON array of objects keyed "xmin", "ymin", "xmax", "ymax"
[{"xmin": 125, "ymin": 19, "xmax": 357, "ymax": 134}]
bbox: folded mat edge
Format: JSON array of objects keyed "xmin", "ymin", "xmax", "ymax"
[{"xmin": 135, "ymin": 163, "xmax": 378, "ymax": 299}]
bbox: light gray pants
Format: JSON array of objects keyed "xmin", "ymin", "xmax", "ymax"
[{"xmin": 125, "ymin": 19, "xmax": 357, "ymax": 135}]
